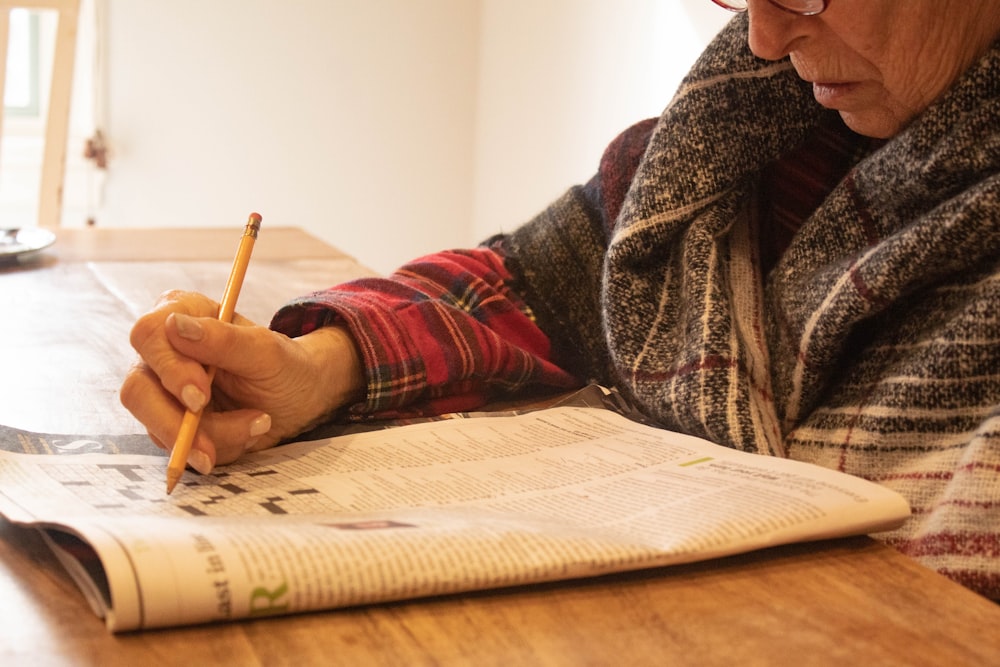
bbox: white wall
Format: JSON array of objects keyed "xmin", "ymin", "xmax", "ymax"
[
  {"xmin": 82, "ymin": 1, "xmax": 728, "ymax": 275},
  {"xmin": 472, "ymin": 0, "xmax": 728, "ymax": 241},
  {"xmin": 99, "ymin": 0, "xmax": 480, "ymax": 275}
]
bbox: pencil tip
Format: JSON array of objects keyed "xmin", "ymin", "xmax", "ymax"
[{"xmin": 166, "ymin": 472, "xmax": 180, "ymax": 495}]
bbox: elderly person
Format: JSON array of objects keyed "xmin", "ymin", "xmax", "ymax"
[{"xmin": 121, "ymin": 1, "xmax": 1000, "ymax": 598}]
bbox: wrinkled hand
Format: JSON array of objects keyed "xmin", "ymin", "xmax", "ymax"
[{"xmin": 120, "ymin": 290, "xmax": 364, "ymax": 473}]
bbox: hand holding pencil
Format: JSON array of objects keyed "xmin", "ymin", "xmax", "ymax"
[
  {"xmin": 119, "ymin": 215, "xmax": 367, "ymax": 493},
  {"xmin": 165, "ymin": 213, "xmax": 262, "ymax": 493}
]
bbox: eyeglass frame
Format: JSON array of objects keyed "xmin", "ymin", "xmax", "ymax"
[{"xmin": 709, "ymin": 0, "xmax": 830, "ymax": 17}]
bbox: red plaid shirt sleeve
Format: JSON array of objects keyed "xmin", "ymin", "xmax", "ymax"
[{"xmin": 269, "ymin": 246, "xmax": 581, "ymax": 419}]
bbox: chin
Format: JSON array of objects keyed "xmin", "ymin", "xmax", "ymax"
[{"xmin": 839, "ymin": 110, "xmax": 905, "ymax": 140}]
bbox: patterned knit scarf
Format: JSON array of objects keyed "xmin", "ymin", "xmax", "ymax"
[{"xmin": 509, "ymin": 15, "xmax": 1000, "ymax": 596}]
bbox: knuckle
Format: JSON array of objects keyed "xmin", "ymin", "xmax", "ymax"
[
  {"xmin": 155, "ymin": 288, "xmax": 188, "ymax": 306},
  {"xmin": 119, "ymin": 362, "xmax": 148, "ymax": 409},
  {"xmin": 128, "ymin": 314, "xmax": 159, "ymax": 352},
  {"xmin": 152, "ymin": 290, "xmax": 218, "ymax": 317}
]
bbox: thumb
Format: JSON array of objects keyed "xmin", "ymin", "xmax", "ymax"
[{"xmin": 166, "ymin": 311, "xmax": 273, "ymax": 378}]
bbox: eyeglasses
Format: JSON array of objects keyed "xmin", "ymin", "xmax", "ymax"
[{"xmin": 710, "ymin": 0, "xmax": 830, "ymax": 16}]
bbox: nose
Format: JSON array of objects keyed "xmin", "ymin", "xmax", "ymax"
[{"xmin": 746, "ymin": 0, "xmax": 805, "ymax": 61}]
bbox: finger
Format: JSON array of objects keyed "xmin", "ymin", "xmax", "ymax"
[
  {"xmin": 131, "ymin": 291, "xmax": 219, "ymax": 354},
  {"xmin": 145, "ymin": 428, "xmax": 216, "ymax": 477},
  {"xmin": 146, "ymin": 429, "xmax": 167, "ymax": 451},
  {"xmin": 165, "ymin": 312, "xmax": 280, "ymax": 382},
  {"xmin": 128, "ymin": 292, "xmax": 223, "ymax": 411},
  {"xmin": 120, "ymin": 361, "xmax": 219, "ymax": 464},
  {"xmin": 198, "ymin": 409, "xmax": 274, "ymax": 465},
  {"xmin": 121, "ymin": 361, "xmax": 273, "ymax": 475}
]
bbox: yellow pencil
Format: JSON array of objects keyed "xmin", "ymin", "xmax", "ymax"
[{"xmin": 165, "ymin": 212, "xmax": 262, "ymax": 494}]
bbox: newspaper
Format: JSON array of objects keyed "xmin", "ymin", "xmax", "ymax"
[{"xmin": 0, "ymin": 390, "xmax": 910, "ymax": 632}]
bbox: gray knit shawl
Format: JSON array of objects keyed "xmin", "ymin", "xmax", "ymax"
[{"xmin": 506, "ymin": 16, "xmax": 1000, "ymax": 596}]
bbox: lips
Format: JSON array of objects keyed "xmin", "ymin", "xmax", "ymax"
[{"xmin": 811, "ymin": 81, "xmax": 862, "ymax": 108}]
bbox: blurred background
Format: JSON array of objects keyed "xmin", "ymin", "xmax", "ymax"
[{"xmin": 0, "ymin": 0, "xmax": 728, "ymax": 274}]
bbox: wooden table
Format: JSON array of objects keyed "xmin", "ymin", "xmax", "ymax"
[{"xmin": 1, "ymin": 227, "xmax": 999, "ymax": 666}]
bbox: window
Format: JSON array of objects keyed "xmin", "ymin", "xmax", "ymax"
[
  {"xmin": 0, "ymin": 1, "xmax": 102, "ymax": 228},
  {"xmin": 4, "ymin": 9, "xmax": 41, "ymax": 118}
]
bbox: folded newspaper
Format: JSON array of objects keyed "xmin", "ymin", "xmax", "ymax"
[{"xmin": 0, "ymin": 386, "xmax": 910, "ymax": 632}]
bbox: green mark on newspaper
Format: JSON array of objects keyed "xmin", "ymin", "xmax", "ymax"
[{"xmin": 679, "ymin": 457, "xmax": 714, "ymax": 467}]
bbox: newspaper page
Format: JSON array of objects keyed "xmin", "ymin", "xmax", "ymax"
[{"xmin": 0, "ymin": 405, "xmax": 911, "ymax": 632}]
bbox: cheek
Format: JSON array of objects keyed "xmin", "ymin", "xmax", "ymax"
[
  {"xmin": 874, "ymin": 24, "xmax": 974, "ymax": 123},
  {"xmin": 844, "ymin": 42, "xmax": 937, "ymax": 133},
  {"xmin": 884, "ymin": 67, "xmax": 962, "ymax": 135},
  {"xmin": 871, "ymin": 66, "xmax": 925, "ymax": 123}
]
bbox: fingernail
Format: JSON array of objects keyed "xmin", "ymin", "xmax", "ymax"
[
  {"xmin": 181, "ymin": 384, "xmax": 207, "ymax": 412},
  {"xmin": 249, "ymin": 413, "xmax": 272, "ymax": 438},
  {"xmin": 172, "ymin": 312, "xmax": 204, "ymax": 341},
  {"xmin": 186, "ymin": 449, "xmax": 213, "ymax": 475}
]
